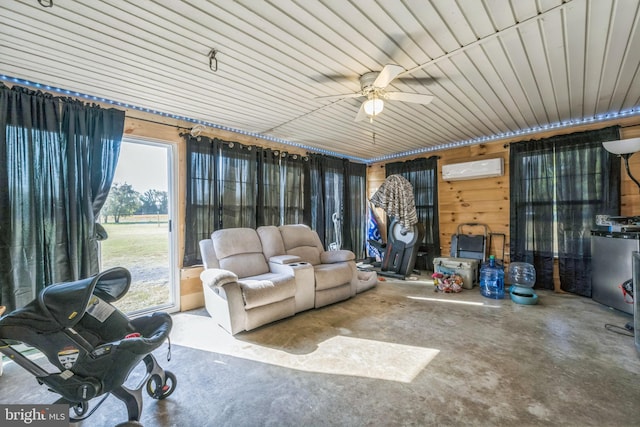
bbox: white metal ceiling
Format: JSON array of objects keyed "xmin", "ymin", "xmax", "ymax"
[{"xmin": 1, "ymin": 0, "xmax": 639, "ymax": 162}]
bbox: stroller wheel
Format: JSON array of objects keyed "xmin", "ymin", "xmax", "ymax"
[
  {"xmin": 146, "ymin": 371, "xmax": 177, "ymax": 400},
  {"xmin": 72, "ymin": 401, "xmax": 89, "ymax": 417}
]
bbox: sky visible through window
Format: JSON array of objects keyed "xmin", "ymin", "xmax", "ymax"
[{"xmin": 113, "ymin": 141, "xmax": 168, "ymax": 193}]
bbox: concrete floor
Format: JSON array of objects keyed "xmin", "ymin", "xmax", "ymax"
[{"xmin": 1, "ymin": 277, "xmax": 639, "ymax": 426}]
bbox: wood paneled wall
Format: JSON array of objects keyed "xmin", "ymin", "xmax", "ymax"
[
  {"xmin": 367, "ymin": 119, "xmax": 640, "ymax": 282},
  {"xmin": 437, "ymin": 143, "xmax": 509, "ymax": 262},
  {"xmin": 368, "ymin": 142, "xmax": 509, "ymax": 263}
]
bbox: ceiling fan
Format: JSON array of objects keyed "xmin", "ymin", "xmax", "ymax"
[{"xmin": 316, "ymin": 64, "xmax": 434, "ymax": 122}]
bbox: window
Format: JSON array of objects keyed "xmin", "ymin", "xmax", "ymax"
[
  {"xmin": 100, "ymin": 139, "xmax": 178, "ymax": 314},
  {"xmin": 509, "ymin": 127, "xmax": 621, "ymax": 295},
  {"xmin": 219, "ymin": 143, "xmax": 257, "ymax": 228},
  {"xmin": 183, "ymin": 136, "xmax": 319, "ymax": 266}
]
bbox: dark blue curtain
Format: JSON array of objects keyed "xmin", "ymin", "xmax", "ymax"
[
  {"xmin": 281, "ymin": 153, "xmax": 307, "ymax": 225},
  {"xmin": 183, "ymin": 135, "xmax": 312, "ymax": 266},
  {"xmin": 257, "ymin": 148, "xmax": 281, "ymax": 226},
  {"xmin": 510, "ymin": 126, "xmax": 621, "ymax": 295},
  {"xmin": 0, "ymin": 83, "xmax": 124, "ymax": 311},
  {"xmin": 184, "ymin": 135, "xmax": 220, "ymax": 266},
  {"xmin": 309, "ymin": 155, "xmax": 345, "ymax": 250},
  {"xmin": 219, "ymin": 142, "xmax": 258, "ymax": 229},
  {"xmin": 183, "ymin": 141, "xmax": 367, "ymax": 264},
  {"xmin": 386, "ymin": 157, "xmax": 440, "ymax": 269},
  {"xmin": 256, "ymin": 148, "xmax": 308, "ymax": 226},
  {"xmin": 308, "ymin": 154, "xmax": 367, "ymax": 258},
  {"xmin": 345, "ymin": 161, "xmax": 367, "ymax": 258}
]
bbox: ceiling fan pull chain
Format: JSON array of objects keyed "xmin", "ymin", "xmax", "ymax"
[
  {"xmin": 371, "ymin": 118, "xmax": 376, "ymax": 145},
  {"xmin": 208, "ymin": 49, "xmax": 218, "ymax": 72}
]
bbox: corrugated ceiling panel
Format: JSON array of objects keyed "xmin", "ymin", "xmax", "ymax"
[
  {"xmin": 599, "ymin": 1, "xmax": 639, "ymax": 112},
  {"xmin": 1, "ymin": 0, "xmax": 639, "ymax": 161},
  {"xmin": 539, "ymin": 10, "xmax": 571, "ymax": 122},
  {"xmin": 583, "ymin": 0, "xmax": 614, "ymax": 118},
  {"xmin": 482, "ymin": 0, "xmax": 517, "ymax": 31},
  {"xmin": 564, "ymin": 0, "xmax": 587, "ymax": 119}
]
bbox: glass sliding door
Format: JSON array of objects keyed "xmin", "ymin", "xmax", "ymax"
[{"xmin": 99, "ymin": 139, "xmax": 178, "ymax": 314}]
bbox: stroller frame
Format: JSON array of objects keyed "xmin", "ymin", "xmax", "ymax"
[
  {"xmin": 0, "ymin": 267, "xmax": 176, "ymax": 425},
  {"xmin": 0, "ymin": 343, "xmax": 172, "ymax": 422}
]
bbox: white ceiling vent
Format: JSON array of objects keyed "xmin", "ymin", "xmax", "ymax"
[{"xmin": 442, "ymin": 158, "xmax": 504, "ymax": 181}]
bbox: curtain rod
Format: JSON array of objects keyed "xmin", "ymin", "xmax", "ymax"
[{"xmin": 128, "ymin": 115, "xmax": 189, "ymax": 131}]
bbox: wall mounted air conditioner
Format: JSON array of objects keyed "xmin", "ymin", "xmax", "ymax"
[{"xmin": 441, "ymin": 158, "xmax": 504, "ymax": 181}]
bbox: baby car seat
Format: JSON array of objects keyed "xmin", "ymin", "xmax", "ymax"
[{"xmin": 0, "ymin": 267, "xmax": 176, "ymax": 426}]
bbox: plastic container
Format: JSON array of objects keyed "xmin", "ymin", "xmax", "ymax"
[
  {"xmin": 480, "ymin": 255, "xmax": 505, "ymax": 299},
  {"xmin": 510, "ymin": 285, "xmax": 539, "ymax": 305},
  {"xmin": 433, "ymin": 257, "xmax": 479, "ymax": 289},
  {"xmin": 508, "ymin": 262, "xmax": 536, "ymax": 288}
]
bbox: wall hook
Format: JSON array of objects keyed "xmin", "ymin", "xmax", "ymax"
[{"xmin": 208, "ymin": 49, "xmax": 218, "ymax": 72}]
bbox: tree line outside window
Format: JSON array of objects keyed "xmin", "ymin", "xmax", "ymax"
[{"xmin": 101, "ymin": 183, "xmax": 169, "ymax": 223}]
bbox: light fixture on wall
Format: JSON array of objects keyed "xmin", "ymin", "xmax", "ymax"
[{"xmin": 603, "ymin": 137, "xmax": 640, "ymax": 191}]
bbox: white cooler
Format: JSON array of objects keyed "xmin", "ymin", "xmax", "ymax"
[{"xmin": 433, "ymin": 257, "xmax": 480, "ymax": 290}]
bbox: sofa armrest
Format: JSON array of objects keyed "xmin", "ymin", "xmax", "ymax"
[
  {"xmin": 200, "ymin": 269, "xmax": 247, "ymax": 334},
  {"xmin": 267, "ymin": 261, "xmax": 315, "ymax": 313},
  {"xmin": 321, "ymin": 250, "xmax": 355, "ymax": 264},
  {"xmin": 269, "ymin": 255, "xmax": 301, "ymax": 265},
  {"xmin": 200, "ymin": 268, "xmax": 239, "ymax": 289}
]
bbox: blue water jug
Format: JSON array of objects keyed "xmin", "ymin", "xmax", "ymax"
[{"xmin": 480, "ymin": 255, "xmax": 505, "ymax": 299}]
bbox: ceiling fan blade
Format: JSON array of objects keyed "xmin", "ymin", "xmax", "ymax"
[
  {"xmin": 386, "ymin": 92, "xmax": 434, "ymax": 105},
  {"xmin": 373, "ymin": 64, "xmax": 405, "ymax": 88},
  {"xmin": 354, "ymin": 102, "xmax": 369, "ymax": 122},
  {"xmin": 315, "ymin": 92, "xmax": 362, "ymax": 101}
]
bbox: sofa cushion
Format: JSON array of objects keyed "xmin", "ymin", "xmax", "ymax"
[
  {"xmin": 212, "ymin": 228, "xmax": 270, "ymax": 278},
  {"xmin": 313, "ymin": 263, "xmax": 354, "ymax": 291},
  {"xmin": 256, "ymin": 226, "xmax": 286, "ymax": 259},
  {"xmin": 321, "ymin": 250, "xmax": 355, "ymax": 264},
  {"xmin": 218, "ymin": 254, "xmax": 268, "ymax": 279},
  {"xmin": 239, "ymin": 275, "xmax": 296, "ymax": 310},
  {"xmin": 279, "ymin": 225, "xmax": 322, "ymax": 265},
  {"xmin": 279, "ymin": 225, "xmax": 320, "ymax": 249},
  {"xmin": 286, "ymin": 246, "xmax": 321, "ymax": 266}
]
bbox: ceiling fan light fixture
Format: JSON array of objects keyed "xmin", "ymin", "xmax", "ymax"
[{"xmin": 363, "ymin": 98, "xmax": 384, "ymax": 116}]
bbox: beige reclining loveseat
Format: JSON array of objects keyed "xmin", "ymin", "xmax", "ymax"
[{"xmin": 199, "ymin": 224, "xmax": 373, "ymax": 334}]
